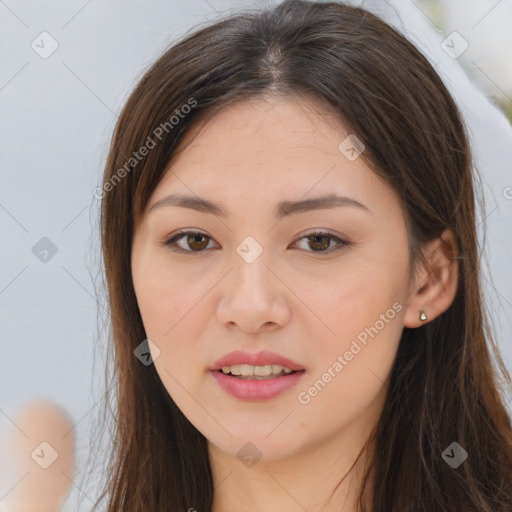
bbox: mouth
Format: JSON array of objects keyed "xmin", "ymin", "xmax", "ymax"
[
  {"xmin": 217, "ymin": 364, "xmax": 301, "ymax": 379},
  {"xmin": 209, "ymin": 350, "xmax": 305, "ymax": 372},
  {"xmin": 209, "ymin": 350, "xmax": 305, "ymax": 400},
  {"xmin": 210, "ymin": 365, "xmax": 306, "ymax": 401}
]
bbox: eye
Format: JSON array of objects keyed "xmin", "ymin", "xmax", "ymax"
[
  {"xmin": 162, "ymin": 230, "xmax": 217, "ymax": 254},
  {"xmin": 161, "ymin": 230, "xmax": 351, "ymax": 254},
  {"xmin": 293, "ymin": 231, "xmax": 351, "ymax": 253}
]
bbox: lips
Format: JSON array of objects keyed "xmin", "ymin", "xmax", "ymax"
[
  {"xmin": 209, "ymin": 350, "xmax": 305, "ymax": 372},
  {"xmin": 210, "ymin": 368, "xmax": 305, "ymax": 401},
  {"xmin": 209, "ymin": 350, "xmax": 306, "ymax": 400}
]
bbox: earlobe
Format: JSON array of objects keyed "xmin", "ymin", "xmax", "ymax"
[{"xmin": 403, "ymin": 228, "xmax": 460, "ymax": 328}]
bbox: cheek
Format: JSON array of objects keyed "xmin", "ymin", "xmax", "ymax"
[
  {"xmin": 132, "ymin": 252, "xmax": 204, "ymax": 339},
  {"xmin": 294, "ymin": 278, "xmax": 405, "ymax": 435},
  {"xmin": 132, "ymin": 257, "xmax": 218, "ymax": 391},
  {"xmin": 299, "ymin": 288, "xmax": 403, "ymax": 406},
  {"xmin": 293, "ymin": 262, "xmax": 406, "ymax": 356},
  {"xmin": 290, "ymin": 247, "xmax": 408, "ymax": 414}
]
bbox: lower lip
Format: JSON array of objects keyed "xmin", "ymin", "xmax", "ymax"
[{"xmin": 210, "ymin": 370, "xmax": 305, "ymax": 401}]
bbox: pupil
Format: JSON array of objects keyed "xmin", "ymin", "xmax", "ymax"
[
  {"xmin": 189, "ymin": 234, "xmax": 207, "ymax": 250},
  {"xmin": 310, "ymin": 235, "xmax": 329, "ymax": 251}
]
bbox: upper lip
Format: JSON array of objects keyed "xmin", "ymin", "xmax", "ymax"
[{"xmin": 209, "ymin": 350, "xmax": 305, "ymax": 372}]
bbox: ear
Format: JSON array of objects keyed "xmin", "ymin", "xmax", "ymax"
[{"xmin": 403, "ymin": 228, "xmax": 460, "ymax": 328}]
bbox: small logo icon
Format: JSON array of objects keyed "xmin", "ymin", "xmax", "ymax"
[
  {"xmin": 236, "ymin": 236, "xmax": 263, "ymax": 264},
  {"xmin": 441, "ymin": 32, "xmax": 469, "ymax": 59},
  {"xmin": 31, "ymin": 441, "xmax": 59, "ymax": 469},
  {"xmin": 32, "ymin": 237, "xmax": 58, "ymax": 263},
  {"xmin": 338, "ymin": 134, "xmax": 365, "ymax": 161},
  {"xmin": 31, "ymin": 31, "xmax": 59, "ymax": 59},
  {"xmin": 134, "ymin": 338, "xmax": 161, "ymax": 365},
  {"xmin": 236, "ymin": 442, "xmax": 262, "ymax": 468},
  {"xmin": 442, "ymin": 441, "xmax": 468, "ymax": 469}
]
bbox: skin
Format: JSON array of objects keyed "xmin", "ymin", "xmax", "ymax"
[
  {"xmin": 7, "ymin": 399, "xmax": 75, "ymax": 512},
  {"xmin": 131, "ymin": 94, "xmax": 459, "ymax": 511}
]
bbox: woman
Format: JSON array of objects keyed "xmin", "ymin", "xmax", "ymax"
[{"xmin": 92, "ymin": 1, "xmax": 512, "ymax": 510}]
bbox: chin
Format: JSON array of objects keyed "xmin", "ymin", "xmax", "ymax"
[{"xmin": 207, "ymin": 428, "xmax": 306, "ymax": 465}]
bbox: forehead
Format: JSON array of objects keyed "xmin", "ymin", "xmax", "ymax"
[
  {"xmin": 172, "ymin": 95, "xmax": 347, "ymax": 165},
  {"xmin": 147, "ymin": 95, "xmax": 400, "ymax": 223}
]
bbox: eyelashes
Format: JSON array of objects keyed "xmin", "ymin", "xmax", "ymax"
[{"xmin": 160, "ymin": 230, "xmax": 351, "ymax": 255}]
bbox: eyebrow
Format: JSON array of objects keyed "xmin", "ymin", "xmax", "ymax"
[{"xmin": 149, "ymin": 193, "xmax": 372, "ymax": 219}]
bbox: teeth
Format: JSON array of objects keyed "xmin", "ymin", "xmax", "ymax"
[{"xmin": 221, "ymin": 364, "xmax": 294, "ymax": 377}]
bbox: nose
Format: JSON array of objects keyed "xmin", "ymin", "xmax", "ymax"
[{"xmin": 216, "ymin": 251, "xmax": 291, "ymax": 333}]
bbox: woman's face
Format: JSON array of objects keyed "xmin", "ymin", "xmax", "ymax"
[{"xmin": 131, "ymin": 95, "xmax": 414, "ymax": 463}]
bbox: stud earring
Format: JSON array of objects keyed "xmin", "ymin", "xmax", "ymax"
[{"xmin": 419, "ymin": 311, "xmax": 427, "ymax": 322}]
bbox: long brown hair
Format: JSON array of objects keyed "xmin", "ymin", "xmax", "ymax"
[{"xmin": 90, "ymin": 1, "xmax": 512, "ymax": 510}]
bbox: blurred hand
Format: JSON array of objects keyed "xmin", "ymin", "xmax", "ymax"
[{"xmin": 3, "ymin": 399, "xmax": 75, "ymax": 512}]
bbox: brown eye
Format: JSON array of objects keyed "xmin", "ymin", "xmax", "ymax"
[
  {"xmin": 294, "ymin": 231, "xmax": 350, "ymax": 253},
  {"xmin": 163, "ymin": 231, "xmax": 216, "ymax": 253},
  {"xmin": 307, "ymin": 234, "xmax": 331, "ymax": 251},
  {"xmin": 187, "ymin": 233, "xmax": 209, "ymax": 251}
]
